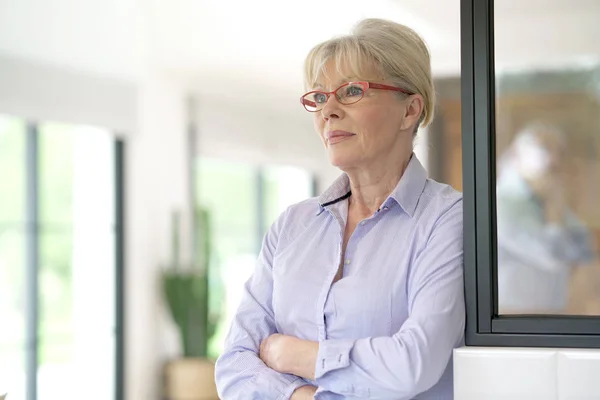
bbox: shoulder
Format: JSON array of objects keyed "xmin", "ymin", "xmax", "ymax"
[
  {"xmin": 266, "ymin": 196, "xmax": 321, "ymax": 240},
  {"xmin": 408, "ymin": 179, "xmax": 463, "ymax": 250},
  {"xmin": 417, "ymin": 178, "xmax": 463, "ymax": 222},
  {"xmin": 283, "ymin": 196, "xmax": 322, "ymax": 220},
  {"xmin": 260, "ymin": 197, "xmax": 320, "ymax": 257},
  {"xmin": 495, "ymin": 184, "xmax": 537, "ymax": 222},
  {"xmin": 495, "ymin": 170, "xmax": 538, "ymax": 215}
]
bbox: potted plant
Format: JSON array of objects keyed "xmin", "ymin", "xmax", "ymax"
[{"xmin": 162, "ymin": 207, "xmax": 221, "ymax": 400}]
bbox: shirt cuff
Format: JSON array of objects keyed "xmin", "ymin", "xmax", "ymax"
[
  {"xmin": 252, "ymin": 369, "xmax": 305, "ymax": 400},
  {"xmin": 313, "ymin": 387, "xmax": 346, "ymax": 400},
  {"xmin": 278, "ymin": 378, "xmax": 309, "ymax": 400},
  {"xmin": 314, "ymin": 339, "xmax": 354, "ymax": 380}
]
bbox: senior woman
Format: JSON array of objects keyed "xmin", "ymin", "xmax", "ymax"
[{"xmin": 215, "ymin": 18, "xmax": 465, "ymax": 399}]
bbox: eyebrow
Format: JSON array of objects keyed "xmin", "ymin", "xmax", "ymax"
[{"xmin": 313, "ymin": 78, "xmax": 361, "ymax": 90}]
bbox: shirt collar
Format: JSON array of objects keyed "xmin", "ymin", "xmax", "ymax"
[{"xmin": 316, "ymin": 154, "xmax": 428, "ymax": 217}]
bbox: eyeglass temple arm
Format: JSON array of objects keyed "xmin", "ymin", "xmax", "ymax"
[
  {"xmin": 300, "ymin": 97, "xmax": 318, "ymax": 108},
  {"xmin": 368, "ymin": 82, "xmax": 413, "ymax": 95}
]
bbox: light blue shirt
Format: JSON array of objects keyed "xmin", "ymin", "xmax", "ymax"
[{"xmin": 215, "ymin": 155, "xmax": 465, "ymax": 399}]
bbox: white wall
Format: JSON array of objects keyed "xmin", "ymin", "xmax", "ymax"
[
  {"xmin": 125, "ymin": 73, "xmax": 191, "ymax": 400},
  {"xmin": 0, "ymin": 55, "xmax": 137, "ymax": 134},
  {"xmin": 454, "ymin": 346, "xmax": 600, "ymax": 399},
  {"xmin": 195, "ymin": 96, "xmax": 340, "ymax": 190},
  {"xmin": 0, "ymin": 0, "xmax": 144, "ymax": 82}
]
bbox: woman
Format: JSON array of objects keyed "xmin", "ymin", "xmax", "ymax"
[
  {"xmin": 215, "ymin": 18, "xmax": 465, "ymax": 399},
  {"xmin": 496, "ymin": 123, "xmax": 596, "ymax": 313}
]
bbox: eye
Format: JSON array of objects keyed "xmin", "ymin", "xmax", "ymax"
[
  {"xmin": 313, "ymin": 93, "xmax": 328, "ymax": 104},
  {"xmin": 344, "ymin": 84, "xmax": 364, "ymax": 97}
]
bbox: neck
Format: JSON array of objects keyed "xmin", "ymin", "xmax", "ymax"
[{"xmin": 347, "ymin": 152, "xmax": 412, "ymax": 215}]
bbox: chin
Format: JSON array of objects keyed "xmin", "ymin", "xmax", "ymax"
[{"xmin": 326, "ymin": 150, "xmax": 359, "ymax": 170}]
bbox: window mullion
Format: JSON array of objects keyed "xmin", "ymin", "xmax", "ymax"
[{"xmin": 24, "ymin": 122, "xmax": 39, "ymax": 400}]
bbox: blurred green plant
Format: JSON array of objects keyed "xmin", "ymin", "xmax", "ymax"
[{"xmin": 162, "ymin": 207, "xmax": 220, "ymax": 358}]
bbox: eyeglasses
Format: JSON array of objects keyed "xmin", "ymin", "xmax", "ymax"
[{"xmin": 300, "ymin": 81, "xmax": 413, "ymax": 112}]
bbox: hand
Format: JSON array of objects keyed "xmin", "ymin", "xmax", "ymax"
[
  {"xmin": 259, "ymin": 334, "xmax": 319, "ymax": 380},
  {"xmin": 528, "ymin": 171, "xmax": 557, "ymax": 200},
  {"xmin": 259, "ymin": 333, "xmax": 291, "ymax": 372},
  {"xmin": 290, "ymin": 385, "xmax": 317, "ymax": 400}
]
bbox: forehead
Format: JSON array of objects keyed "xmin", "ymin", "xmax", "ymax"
[{"xmin": 313, "ymin": 58, "xmax": 383, "ymax": 89}]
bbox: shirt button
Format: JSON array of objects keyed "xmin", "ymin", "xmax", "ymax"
[
  {"xmin": 383, "ymin": 206, "xmax": 389, "ymax": 211},
  {"xmin": 360, "ymin": 221, "xmax": 366, "ymax": 225},
  {"xmin": 345, "ymin": 259, "xmax": 351, "ymax": 265}
]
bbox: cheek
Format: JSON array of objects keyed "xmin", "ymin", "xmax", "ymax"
[
  {"xmin": 313, "ymin": 116, "xmax": 326, "ymax": 142},
  {"xmin": 356, "ymin": 109, "xmax": 392, "ymax": 138},
  {"xmin": 354, "ymin": 106, "xmax": 389, "ymax": 129},
  {"xmin": 369, "ymin": 106, "xmax": 403, "ymax": 133}
]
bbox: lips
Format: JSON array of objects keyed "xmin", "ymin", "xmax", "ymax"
[{"xmin": 326, "ymin": 130, "xmax": 355, "ymax": 145}]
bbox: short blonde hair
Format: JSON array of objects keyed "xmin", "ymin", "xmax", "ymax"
[{"xmin": 303, "ymin": 18, "xmax": 435, "ymax": 129}]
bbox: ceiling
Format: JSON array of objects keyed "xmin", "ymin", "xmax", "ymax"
[{"xmin": 0, "ymin": 0, "xmax": 598, "ymax": 115}]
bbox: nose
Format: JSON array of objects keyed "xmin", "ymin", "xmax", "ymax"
[{"xmin": 320, "ymin": 95, "xmax": 343, "ymax": 120}]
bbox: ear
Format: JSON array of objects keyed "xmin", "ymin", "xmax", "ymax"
[{"xmin": 399, "ymin": 94, "xmax": 424, "ymax": 131}]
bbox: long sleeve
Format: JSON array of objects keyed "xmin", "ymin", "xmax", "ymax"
[
  {"xmin": 214, "ymin": 209, "xmax": 307, "ymax": 400},
  {"xmin": 313, "ymin": 200, "xmax": 465, "ymax": 399},
  {"xmin": 560, "ymin": 210, "xmax": 596, "ymax": 264}
]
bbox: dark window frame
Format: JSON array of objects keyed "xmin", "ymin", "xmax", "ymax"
[
  {"xmin": 461, "ymin": 0, "xmax": 600, "ymax": 348},
  {"xmin": 115, "ymin": 139, "xmax": 125, "ymax": 400}
]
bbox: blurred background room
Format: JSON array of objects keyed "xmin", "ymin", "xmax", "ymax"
[{"xmin": 0, "ymin": 0, "xmax": 598, "ymax": 399}]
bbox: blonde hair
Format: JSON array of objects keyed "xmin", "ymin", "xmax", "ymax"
[{"xmin": 303, "ymin": 18, "xmax": 435, "ymax": 130}]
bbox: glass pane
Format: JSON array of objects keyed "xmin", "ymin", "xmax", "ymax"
[
  {"xmin": 0, "ymin": 231, "xmax": 25, "ymax": 400},
  {"xmin": 39, "ymin": 232, "xmax": 75, "ymax": 364},
  {"xmin": 39, "ymin": 122, "xmax": 75, "ymax": 225},
  {"xmin": 39, "ymin": 122, "xmax": 116, "ymax": 227},
  {"xmin": 196, "ymin": 158, "xmax": 258, "ymax": 358},
  {"xmin": 197, "ymin": 158, "xmax": 258, "ymax": 247},
  {"xmin": 262, "ymin": 165, "xmax": 314, "ymax": 229},
  {"xmin": 38, "ymin": 124, "xmax": 116, "ymax": 400},
  {"xmin": 38, "ymin": 231, "xmax": 116, "ymax": 400},
  {"xmin": 0, "ymin": 114, "xmax": 26, "ymax": 399},
  {"xmin": 494, "ymin": 2, "xmax": 600, "ymax": 315},
  {"xmin": 0, "ymin": 114, "xmax": 25, "ymax": 223}
]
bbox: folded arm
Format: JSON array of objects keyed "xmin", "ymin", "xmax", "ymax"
[{"xmin": 214, "ymin": 210, "xmax": 309, "ymax": 400}]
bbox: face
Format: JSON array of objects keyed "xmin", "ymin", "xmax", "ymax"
[
  {"xmin": 536, "ymin": 131, "xmax": 565, "ymax": 173},
  {"xmin": 309, "ymin": 61, "xmax": 423, "ymax": 171},
  {"xmin": 515, "ymin": 130, "xmax": 565, "ymax": 181}
]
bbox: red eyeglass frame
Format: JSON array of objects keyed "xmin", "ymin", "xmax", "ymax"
[{"xmin": 300, "ymin": 81, "xmax": 414, "ymax": 111}]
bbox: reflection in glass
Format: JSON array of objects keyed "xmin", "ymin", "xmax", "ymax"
[
  {"xmin": 496, "ymin": 124, "xmax": 597, "ymax": 314},
  {"xmin": 495, "ymin": 2, "xmax": 600, "ymax": 315}
]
